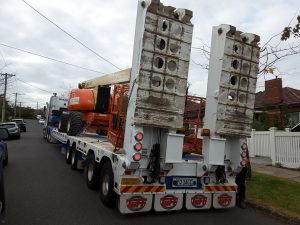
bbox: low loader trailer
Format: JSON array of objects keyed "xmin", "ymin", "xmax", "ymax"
[{"xmin": 48, "ymin": 0, "xmax": 260, "ymax": 214}]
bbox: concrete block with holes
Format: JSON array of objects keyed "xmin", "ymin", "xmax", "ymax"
[
  {"xmin": 128, "ymin": 0, "xmax": 193, "ymax": 129},
  {"xmin": 204, "ymin": 24, "xmax": 260, "ymax": 137}
]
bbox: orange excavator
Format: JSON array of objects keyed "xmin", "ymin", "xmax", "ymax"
[
  {"xmin": 59, "ymin": 68, "xmax": 204, "ymax": 155},
  {"xmin": 58, "ymin": 69, "xmax": 131, "ymax": 141}
]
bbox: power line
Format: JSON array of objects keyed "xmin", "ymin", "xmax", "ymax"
[
  {"xmin": 16, "ymin": 78, "xmax": 52, "ymax": 94},
  {"xmin": 0, "ymin": 42, "xmax": 105, "ymax": 74},
  {"xmin": 22, "ymin": 0, "xmax": 122, "ymax": 71}
]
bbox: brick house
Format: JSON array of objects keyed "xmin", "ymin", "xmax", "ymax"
[{"xmin": 254, "ymin": 78, "xmax": 300, "ymax": 129}]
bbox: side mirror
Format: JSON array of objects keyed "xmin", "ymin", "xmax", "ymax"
[{"xmin": 0, "ymin": 128, "xmax": 9, "ymax": 140}]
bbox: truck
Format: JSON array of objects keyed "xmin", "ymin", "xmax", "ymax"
[
  {"xmin": 48, "ymin": 0, "xmax": 260, "ymax": 214},
  {"xmin": 43, "ymin": 93, "xmax": 68, "ymax": 142}
]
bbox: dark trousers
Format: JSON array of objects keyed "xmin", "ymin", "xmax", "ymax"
[{"xmin": 235, "ymin": 166, "xmax": 248, "ymax": 202}]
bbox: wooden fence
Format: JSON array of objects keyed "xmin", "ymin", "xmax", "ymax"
[{"xmin": 248, "ymin": 128, "xmax": 300, "ymax": 169}]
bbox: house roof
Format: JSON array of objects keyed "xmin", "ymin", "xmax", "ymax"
[{"xmin": 255, "ymin": 87, "xmax": 300, "ymax": 109}]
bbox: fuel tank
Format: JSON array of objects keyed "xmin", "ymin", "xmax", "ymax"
[{"xmin": 68, "ymin": 88, "xmax": 95, "ymax": 111}]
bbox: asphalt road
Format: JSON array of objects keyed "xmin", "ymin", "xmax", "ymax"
[{"xmin": 1, "ymin": 120, "xmax": 285, "ymax": 225}]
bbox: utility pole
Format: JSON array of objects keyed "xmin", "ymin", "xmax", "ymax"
[
  {"xmin": 13, "ymin": 93, "xmax": 24, "ymax": 118},
  {"xmin": 14, "ymin": 93, "xmax": 17, "ymax": 118},
  {"xmin": 36, "ymin": 102, "xmax": 38, "ymax": 116},
  {"xmin": 1, "ymin": 73, "xmax": 15, "ymax": 122},
  {"xmin": 19, "ymin": 102, "xmax": 22, "ymax": 118}
]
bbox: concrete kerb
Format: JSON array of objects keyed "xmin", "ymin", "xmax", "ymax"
[{"xmin": 245, "ymin": 200, "xmax": 300, "ymax": 225}]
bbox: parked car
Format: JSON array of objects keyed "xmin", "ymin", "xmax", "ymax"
[
  {"xmin": 11, "ymin": 118, "xmax": 26, "ymax": 132},
  {"xmin": 0, "ymin": 122, "xmax": 21, "ymax": 139},
  {"xmin": 0, "ymin": 127, "xmax": 9, "ymax": 214},
  {"xmin": 38, "ymin": 119, "xmax": 45, "ymax": 125}
]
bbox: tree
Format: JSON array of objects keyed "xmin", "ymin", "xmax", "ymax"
[{"xmin": 281, "ymin": 15, "xmax": 300, "ymax": 40}]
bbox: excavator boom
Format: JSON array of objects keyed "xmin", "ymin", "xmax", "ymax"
[{"xmin": 79, "ymin": 68, "xmax": 131, "ymax": 89}]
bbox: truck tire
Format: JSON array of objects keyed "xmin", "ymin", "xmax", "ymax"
[
  {"xmin": 67, "ymin": 112, "xmax": 83, "ymax": 136},
  {"xmin": 99, "ymin": 161, "xmax": 116, "ymax": 207},
  {"xmin": 0, "ymin": 172, "xmax": 5, "ymax": 213},
  {"xmin": 65, "ymin": 145, "xmax": 72, "ymax": 164},
  {"xmin": 43, "ymin": 128, "xmax": 47, "ymax": 139},
  {"xmin": 3, "ymin": 145, "xmax": 8, "ymax": 167},
  {"xmin": 46, "ymin": 132, "xmax": 51, "ymax": 143},
  {"xmin": 71, "ymin": 148, "xmax": 78, "ymax": 170},
  {"xmin": 59, "ymin": 113, "xmax": 69, "ymax": 132},
  {"xmin": 84, "ymin": 152, "xmax": 100, "ymax": 189}
]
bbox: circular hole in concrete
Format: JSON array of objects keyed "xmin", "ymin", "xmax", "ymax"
[
  {"xmin": 232, "ymin": 59, "xmax": 239, "ymax": 70},
  {"xmin": 170, "ymin": 43, "xmax": 179, "ymax": 53},
  {"xmin": 233, "ymin": 45, "xmax": 238, "ymax": 53},
  {"xmin": 240, "ymin": 77, "xmax": 248, "ymax": 88},
  {"xmin": 161, "ymin": 20, "xmax": 168, "ymax": 31},
  {"xmin": 156, "ymin": 38, "xmax": 166, "ymax": 50},
  {"xmin": 154, "ymin": 57, "xmax": 164, "ymax": 69},
  {"xmin": 228, "ymin": 92, "xmax": 235, "ymax": 101},
  {"xmin": 242, "ymin": 62, "xmax": 250, "ymax": 73},
  {"xmin": 230, "ymin": 76, "xmax": 237, "ymax": 86},
  {"xmin": 168, "ymin": 60, "xmax": 177, "ymax": 71},
  {"xmin": 152, "ymin": 76, "xmax": 162, "ymax": 87},
  {"xmin": 239, "ymin": 93, "xmax": 246, "ymax": 103},
  {"xmin": 165, "ymin": 78, "xmax": 175, "ymax": 89},
  {"xmin": 171, "ymin": 24, "xmax": 182, "ymax": 35}
]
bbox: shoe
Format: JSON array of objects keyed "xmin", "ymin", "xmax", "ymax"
[{"xmin": 239, "ymin": 201, "xmax": 246, "ymax": 209}]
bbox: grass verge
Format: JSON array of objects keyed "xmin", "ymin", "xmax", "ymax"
[{"xmin": 246, "ymin": 171, "xmax": 300, "ymax": 220}]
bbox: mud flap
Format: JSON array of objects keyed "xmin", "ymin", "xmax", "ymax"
[
  {"xmin": 154, "ymin": 193, "xmax": 183, "ymax": 212},
  {"xmin": 185, "ymin": 192, "xmax": 212, "ymax": 210},
  {"xmin": 118, "ymin": 194, "xmax": 153, "ymax": 214},
  {"xmin": 212, "ymin": 192, "xmax": 236, "ymax": 209}
]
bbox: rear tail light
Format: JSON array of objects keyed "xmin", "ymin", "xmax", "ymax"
[
  {"xmin": 135, "ymin": 132, "xmax": 143, "ymax": 141},
  {"xmin": 133, "ymin": 153, "xmax": 141, "ymax": 161},
  {"xmin": 134, "ymin": 143, "xmax": 142, "ymax": 151}
]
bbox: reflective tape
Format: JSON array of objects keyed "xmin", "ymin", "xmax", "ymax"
[
  {"xmin": 204, "ymin": 185, "xmax": 237, "ymax": 192},
  {"xmin": 120, "ymin": 185, "xmax": 165, "ymax": 193}
]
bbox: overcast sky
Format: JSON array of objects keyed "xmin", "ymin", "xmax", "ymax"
[{"xmin": 0, "ymin": 0, "xmax": 299, "ymax": 108}]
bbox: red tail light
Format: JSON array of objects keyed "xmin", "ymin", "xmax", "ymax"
[
  {"xmin": 133, "ymin": 153, "xmax": 141, "ymax": 161},
  {"xmin": 134, "ymin": 143, "xmax": 142, "ymax": 151},
  {"xmin": 135, "ymin": 132, "xmax": 143, "ymax": 141}
]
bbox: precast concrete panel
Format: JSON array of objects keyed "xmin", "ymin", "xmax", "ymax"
[
  {"xmin": 133, "ymin": 0, "xmax": 193, "ymax": 129},
  {"xmin": 205, "ymin": 25, "xmax": 260, "ymax": 137}
]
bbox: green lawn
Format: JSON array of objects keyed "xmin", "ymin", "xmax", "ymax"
[{"xmin": 246, "ymin": 172, "xmax": 300, "ymax": 220}]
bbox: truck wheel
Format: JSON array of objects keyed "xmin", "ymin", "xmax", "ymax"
[
  {"xmin": 43, "ymin": 128, "xmax": 47, "ymax": 139},
  {"xmin": 85, "ymin": 153, "xmax": 100, "ymax": 189},
  {"xmin": 65, "ymin": 145, "xmax": 72, "ymax": 164},
  {"xmin": 71, "ymin": 149, "xmax": 78, "ymax": 170},
  {"xmin": 99, "ymin": 161, "xmax": 116, "ymax": 207},
  {"xmin": 0, "ymin": 170, "xmax": 5, "ymax": 213},
  {"xmin": 67, "ymin": 112, "xmax": 83, "ymax": 136},
  {"xmin": 3, "ymin": 145, "xmax": 8, "ymax": 167},
  {"xmin": 59, "ymin": 113, "xmax": 69, "ymax": 132}
]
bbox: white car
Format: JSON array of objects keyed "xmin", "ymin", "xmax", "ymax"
[{"xmin": 38, "ymin": 119, "xmax": 45, "ymax": 125}]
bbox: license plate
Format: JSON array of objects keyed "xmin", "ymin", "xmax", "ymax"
[{"xmin": 172, "ymin": 177, "xmax": 197, "ymax": 188}]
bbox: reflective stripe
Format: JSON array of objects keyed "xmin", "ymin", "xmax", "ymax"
[
  {"xmin": 120, "ymin": 185, "xmax": 166, "ymax": 193},
  {"xmin": 204, "ymin": 185, "xmax": 237, "ymax": 192}
]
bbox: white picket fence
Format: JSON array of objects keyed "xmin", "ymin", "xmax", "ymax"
[{"xmin": 248, "ymin": 128, "xmax": 300, "ymax": 169}]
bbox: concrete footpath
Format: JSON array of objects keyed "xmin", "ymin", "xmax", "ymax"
[{"xmin": 250, "ymin": 156, "xmax": 300, "ymax": 182}]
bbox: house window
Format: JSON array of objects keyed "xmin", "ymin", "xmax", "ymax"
[{"xmin": 288, "ymin": 112, "xmax": 300, "ymax": 127}]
